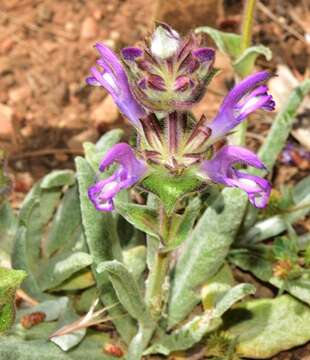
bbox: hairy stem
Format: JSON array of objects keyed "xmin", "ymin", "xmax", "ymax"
[
  {"xmin": 145, "ymin": 205, "xmax": 171, "ymax": 319},
  {"xmin": 128, "ymin": 206, "xmax": 172, "ymax": 359},
  {"xmin": 240, "ymin": 0, "xmax": 256, "ymax": 52},
  {"xmin": 145, "ymin": 251, "xmax": 170, "ymax": 319}
]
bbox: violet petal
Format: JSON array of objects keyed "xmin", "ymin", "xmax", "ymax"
[
  {"xmin": 86, "ymin": 43, "xmax": 146, "ymax": 127},
  {"xmin": 88, "ymin": 143, "xmax": 147, "ymax": 212},
  {"xmin": 201, "ymin": 145, "xmax": 271, "ymax": 208},
  {"xmin": 207, "ymin": 71, "xmax": 275, "ymax": 144}
]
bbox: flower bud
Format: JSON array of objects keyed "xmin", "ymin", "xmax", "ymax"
[{"xmin": 121, "ymin": 24, "xmax": 216, "ymax": 112}]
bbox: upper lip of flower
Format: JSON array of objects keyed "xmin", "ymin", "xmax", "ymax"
[
  {"xmin": 86, "ymin": 42, "xmax": 146, "ymax": 129},
  {"xmin": 203, "ymin": 70, "xmax": 275, "ymax": 146}
]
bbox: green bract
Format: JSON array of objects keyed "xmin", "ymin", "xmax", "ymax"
[{"xmin": 141, "ymin": 167, "xmax": 203, "ymax": 214}]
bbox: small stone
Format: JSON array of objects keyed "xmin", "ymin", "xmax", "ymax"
[
  {"xmin": 20, "ymin": 125, "xmax": 33, "ymax": 138},
  {"xmin": 54, "ymin": 153, "xmax": 69, "ymax": 162},
  {"xmin": 65, "ymin": 21, "xmax": 76, "ymax": 32},
  {"xmin": 68, "ymin": 128, "xmax": 99, "ymax": 150},
  {"xmin": 91, "ymin": 95, "xmax": 119, "ymax": 126},
  {"xmin": 0, "ymin": 103, "xmax": 13, "ymax": 137},
  {"xmin": 0, "ymin": 38, "xmax": 15, "ymax": 54},
  {"xmin": 14, "ymin": 172, "xmax": 34, "ymax": 193},
  {"xmin": 102, "ymin": 39, "xmax": 116, "ymax": 50},
  {"xmin": 42, "ymin": 41, "xmax": 58, "ymax": 54},
  {"xmin": 80, "ymin": 17, "xmax": 98, "ymax": 39},
  {"xmin": 36, "ymin": 4, "xmax": 54, "ymax": 24},
  {"xmin": 0, "ymin": 58, "xmax": 11, "ymax": 75},
  {"xmin": 110, "ymin": 30, "xmax": 120, "ymax": 41},
  {"xmin": 92, "ymin": 9, "xmax": 103, "ymax": 20},
  {"xmin": 106, "ymin": 4, "xmax": 115, "ymax": 12},
  {"xmin": 9, "ymin": 86, "xmax": 31, "ymax": 104}
]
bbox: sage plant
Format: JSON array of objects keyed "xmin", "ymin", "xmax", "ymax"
[{"xmin": 86, "ymin": 23, "xmax": 274, "ymax": 358}]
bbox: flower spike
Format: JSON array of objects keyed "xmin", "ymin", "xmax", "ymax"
[
  {"xmin": 86, "ymin": 43, "xmax": 146, "ymax": 128},
  {"xmin": 206, "ymin": 71, "xmax": 275, "ymax": 145},
  {"xmin": 201, "ymin": 145, "xmax": 271, "ymax": 208},
  {"xmin": 121, "ymin": 25, "xmax": 215, "ymax": 112},
  {"xmin": 88, "ymin": 143, "xmax": 147, "ymax": 211}
]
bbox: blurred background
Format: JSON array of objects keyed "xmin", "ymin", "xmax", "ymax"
[{"xmin": 0, "ymin": 0, "xmax": 309, "ymax": 207}]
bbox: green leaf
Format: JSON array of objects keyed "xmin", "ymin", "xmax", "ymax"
[
  {"xmin": 145, "ymin": 283, "xmax": 254, "ymax": 356},
  {"xmin": 37, "ymin": 252, "xmax": 92, "ymax": 291},
  {"xmin": 229, "ymin": 246, "xmax": 310, "ymax": 305},
  {"xmin": 242, "ymin": 186, "xmax": 310, "ymax": 244},
  {"xmin": 293, "ymin": 175, "xmax": 310, "ymax": 203},
  {"xmin": 223, "ymin": 295, "xmax": 310, "ymax": 358},
  {"xmin": 141, "ymin": 167, "xmax": 202, "ymax": 215},
  {"xmin": 202, "ymin": 263, "xmax": 235, "ymax": 310},
  {"xmin": 145, "ymin": 194, "xmax": 160, "ymax": 272},
  {"xmin": 97, "ymin": 260, "xmax": 150, "ymax": 324},
  {"xmin": 97, "ymin": 260, "xmax": 154, "ymax": 360},
  {"xmin": 75, "ymin": 156, "xmax": 136, "ymax": 343},
  {"xmin": 50, "ymin": 303, "xmax": 86, "ymax": 351},
  {"xmin": 167, "ymin": 188, "xmax": 248, "ymax": 328},
  {"xmin": 233, "ymin": 45, "xmax": 272, "ymax": 77},
  {"xmin": 75, "ymin": 287, "xmax": 99, "ymax": 314},
  {"xmin": 12, "ymin": 181, "xmax": 62, "ymax": 299},
  {"xmin": 195, "ymin": 27, "xmax": 241, "ymax": 59},
  {"xmin": 255, "ymin": 79, "xmax": 310, "ymax": 176},
  {"xmin": 75, "ymin": 157, "xmax": 122, "ymax": 267},
  {"xmin": 84, "ymin": 129, "xmax": 124, "ymax": 171},
  {"xmin": 0, "ymin": 326, "xmax": 118, "ymax": 360},
  {"xmin": 0, "ymin": 150, "xmax": 11, "ymax": 203},
  {"xmin": 115, "ymin": 199, "xmax": 159, "ymax": 238},
  {"xmin": 40, "ymin": 170, "xmax": 75, "ymax": 189},
  {"xmin": 123, "ymin": 246, "xmax": 146, "ymax": 283},
  {"xmin": 0, "ymin": 267, "xmax": 26, "ymax": 332},
  {"xmin": 298, "ymin": 233, "xmax": 310, "ymax": 251},
  {"xmin": 51, "ymin": 269, "xmax": 95, "ymax": 292},
  {"xmin": 213, "ymin": 283, "xmax": 255, "ymax": 317},
  {"xmin": 195, "ymin": 27, "xmax": 272, "ymax": 77},
  {"xmin": 45, "ymin": 185, "xmax": 83, "ymax": 257},
  {"xmin": 163, "ymin": 197, "xmax": 201, "ymax": 252},
  {"xmin": 0, "ymin": 202, "xmax": 18, "ymax": 255}
]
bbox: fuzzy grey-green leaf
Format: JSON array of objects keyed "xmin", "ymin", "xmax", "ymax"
[
  {"xmin": 167, "ymin": 188, "xmax": 248, "ymax": 328},
  {"xmin": 233, "ymin": 45, "xmax": 272, "ymax": 77},
  {"xmin": 40, "ymin": 170, "xmax": 75, "ymax": 189},
  {"xmin": 115, "ymin": 200, "xmax": 159, "ymax": 238},
  {"xmin": 97, "ymin": 260, "xmax": 150, "ymax": 324},
  {"xmin": 195, "ymin": 27, "xmax": 241, "ymax": 59},
  {"xmin": 37, "ymin": 252, "xmax": 92, "ymax": 291},
  {"xmin": 75, "ymin": 156, "xmax": 136, "ymax": 343},
  {"xmin": 256, "ymin": 79, "xmax": 310, "ymax": 176},
  {"xmin": 223, "ymin": 295, "xmax": 310, "ymax": 358}
]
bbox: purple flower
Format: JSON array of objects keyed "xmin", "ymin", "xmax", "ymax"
[
  {"xmin": 201, "ymin": 146, "xmax": 271, "ymax": 208},
  {"xmin": 206, "ymin": 71, "xmax": 275, "ymax": 145},
  {"xmin": 86, "ymin": 43, "xmax": 146, "ymax": 128},
  {"xmin": 88, "ymin": 143, "xmax": 147, "ymax": 211}
]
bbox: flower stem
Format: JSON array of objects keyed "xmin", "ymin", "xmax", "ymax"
[
  {"xmin": 231, "ymin": 0, "xmax": 257, "ymax": 146},
  {"xmin": 145, "ymin": 251, "xmax": 170, "ymax": 319},
  {"xmin": 145, "ymin": 206, "xmax": 172, "ymax": 320},
  {"xmin": 240, "ymin": 0, "xmax": 256, "ymax": 53}
]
